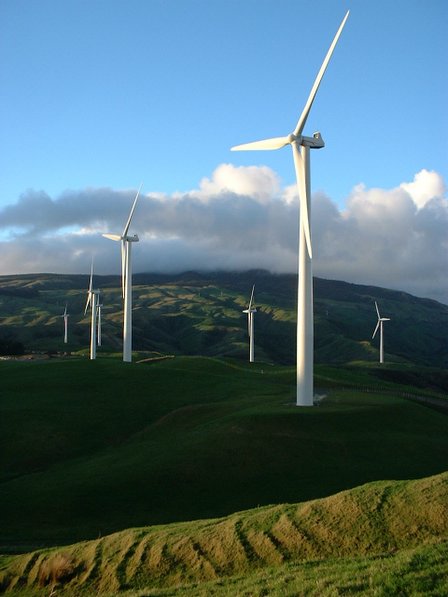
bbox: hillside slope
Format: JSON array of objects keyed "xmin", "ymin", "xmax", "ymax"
[
  {"xmin": 0, "ymin": 270, "xmax": 447, "ymax": 366},
  {"xmin": 1, "ymin": 472, "xmax": 447, "ymax": 595},
  {"xmin": 1, "ymin": 357, "xmax": 447, "ymax": 546}
]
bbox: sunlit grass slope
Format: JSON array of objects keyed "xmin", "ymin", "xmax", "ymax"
[
  {"xmin": 1, "ymin": 357, "xmax": 447, "ymax": 548},
  {"xmin": 0, "ymin": 472, "xmax": 446, "ymax": 595}
]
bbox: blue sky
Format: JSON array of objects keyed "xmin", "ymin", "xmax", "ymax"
[
  {"xmin": 0, "ymin": 0, "xmax": 447, "ymax": 302},
  {"xmin": 1, "ymin": 0, "xmax": 446, "ymax": 202}
]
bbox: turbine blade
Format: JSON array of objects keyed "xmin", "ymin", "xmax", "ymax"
[
  {"xmin": 122, "ymin": 183, "xmax": 142, "ymax": 238},
  {"xmin": 372, "ymin": 321, "xmax": 380, "ymax": 339},
  {"xmin": 248, "ymin": 312, "xmax": 251, "ymax": 337},
  {"xmin": 248, "ymin": 284, "xmax": 255, "ymax": 310},
  {"xmin": 231, "ymin": 136, "xmax": 290, "ymax": 151},
  {"xmin": 293, "ymin": 10, "xmax": 349, "ymax": 137},
  {"xmin": 89, "ymin": 260, "xmax": 94, "ymax": 293},
  {"xmin": 375, "ymin": 301, "xmax": 380, "ymax": 319},
  {"xmin": 102, "ymin": 233, "xmax": 122, "ymax": 241},
  {"xmin": 84, "ymin": 293, "xmax": 91, "ymax": 317},
  {"xmin": 292, "ymin": 145, "xmax": 312, "ymax": 259}
]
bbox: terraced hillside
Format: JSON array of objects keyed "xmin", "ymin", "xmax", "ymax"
[
  {"xmin": 1, "ymin": 473, "xmax": 447, "ymax": 595},
  {"xmin": 0, "ymin": 271, "xmax": 447, "ymax": 366}
]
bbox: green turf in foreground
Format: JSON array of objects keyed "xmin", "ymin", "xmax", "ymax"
[
  {"xmin": 135, "ymin": 541, "xmax": 448, "ymax": 597},
  {"xmin": 0, "ymin": 473, "xmax": 447, "ymax": 596},
  {"xmin": 0, "ymin": 357, "xmax": 447, "ymax": 546}
]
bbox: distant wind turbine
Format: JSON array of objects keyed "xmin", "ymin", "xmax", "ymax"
[
  {"xmin": 231, "ymin": 11, "xmax": 349, "ymax": 406},
  {"xmin": 242, "ymin": 284, "xmax": 257, "ymax": 363},
  {"xmin": 84, "ymin": 261, "xmax": 99, "ymax": 360},
  {"xmin": 61, "ymin": 304, "xmax": 69, "ymax": 344},
  {"xmin": 103, "ymin": 184, "xmax": 142, "ymax": 362},
  {"xmin": 372, "ymin": 301, "xmax": 391, "ymax": 364}
]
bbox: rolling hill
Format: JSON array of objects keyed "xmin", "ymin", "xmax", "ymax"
[
  {"xmin": 1, "ymin": 357, "xmax": 447, "ymax": 549},
  {"xmin": 1, "ymin": 472, "xmax": 447, "ymax": 595},
  {"xmin": 0, "ymin": 270, "xmax": 447, "ymax": 367},
  {"xmin": 1, "ymin": 272, "xmax": 447, "ymax": 594}
]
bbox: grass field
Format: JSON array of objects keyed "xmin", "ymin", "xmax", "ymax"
[
  {"xmin": 1, "ymin": 472, "xmax": 446, "ymax": 595},
  {"xmin": 1, "ymin": 356, "xmax": 447, "ymax": 549}
]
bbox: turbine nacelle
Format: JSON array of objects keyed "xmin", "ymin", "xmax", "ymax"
[
  {"xmin": 242, "ymin": 308, "xmax": 257, "ymax": 314},
  {"xmin": 301, "ymin": 132, "xmax": 325, "ymax": 149},
  {"xmin": 290, "ymin": 132, "xmax": 325, "ymax": 149},
  {"xmin": 231, "ymin": 131, "xmax": 325, "ymax": 152},
  {"xmin": 102, "ymin": 233, "xmax": 139, "ymax": 243}
]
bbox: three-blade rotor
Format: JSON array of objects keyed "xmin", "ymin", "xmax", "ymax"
[
  {"xmin": 372, "ymin": 301, "xmax": 391, "ymax": 338},
  {"xmin": 242, "ymin": 284, "xmax": 256, "ymax": 337},
  {"xmin": 102, "ymin": 184, "xmax": 142, "ymax": 299},
  {"xmin": 231, "ymin": 10, "xmax": 349, "ymax": 260}
]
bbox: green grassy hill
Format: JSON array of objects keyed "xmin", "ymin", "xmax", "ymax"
[
  {"xmin": 1, "ymin": 472, "xmax": 447, "ymax": 596},
  {"xmin": 1, "ymin": 357, "xmax": 447, "ymax": 549},
  {"xmin": 0, "ymin": 270, "xmax": 447, "ymax": 366}
]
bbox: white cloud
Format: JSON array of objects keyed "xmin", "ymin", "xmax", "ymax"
[
  {"xmin": 400, "ymin": 169, "xmax": 445, "ymax": 209},
  {"xmin": 197, "ymin": 163, "xmax": 281, "ymax": 203},
  {"xmin": 0, "ymin": 166, "xmax": 446, "ymax": 304}
]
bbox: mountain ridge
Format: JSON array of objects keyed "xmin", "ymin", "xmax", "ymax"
[{"xmin": 0, "ymin": 270, "xmax": 446, "ymax": 367}]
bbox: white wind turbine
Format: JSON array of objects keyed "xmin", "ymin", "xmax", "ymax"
[
  {"xmin": 242, "ymin": 284, "xmax": 257, "ymax": 363},
  {"xmin": 61, "ymin": 304, "xmax": 69, "ymax": 344},
  {"xmin": 372, "ymin": 301, "xmax": 391, "ymax": 364},
  {"xmin": 231, "ymin": 11, "xmax": 349, "ymax": 406},
  {"xmin": 84, "ymin": 262, "xmax": 99, "ymax": 360},
  {"xmin": 103, "ymin": 184, "xmax": 142, "ymax": 362}
]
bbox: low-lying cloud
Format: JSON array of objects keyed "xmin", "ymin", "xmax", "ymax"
[{"xmin": 0, "ymin": 165, "xmax": 446, "ymax": 304}]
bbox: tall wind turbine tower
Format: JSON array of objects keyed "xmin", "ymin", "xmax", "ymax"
[
  {"xmin": 84, "ymin": 262, "xmax": 99, "ymax": 360},
  {"xmin": 231, "ymin": 11, "xmax": 349, "ymax": 406},
  {"xmin": 61, "ymin": 304, "xmax": 69, "ymax": 344},
  {"xmin": 372, "ymin": 301, "xmax": 391, "ymax": 364},
  {"xmin": 103, "ymin": 184, "xmax": 142, "ymax": 362},
  {"xmin": 242, "ymin": 284, "xmax": 257, "ymax": 363}
]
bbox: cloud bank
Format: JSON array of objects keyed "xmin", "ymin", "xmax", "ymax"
[{"xmin": 0, "ymin": 165, "xmax": 446, "ymax": 303}]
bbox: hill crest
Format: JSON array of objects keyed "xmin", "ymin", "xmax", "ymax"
[{"xmin": 0, "ymin": 270, "xmax": 447, "ymax": 366}]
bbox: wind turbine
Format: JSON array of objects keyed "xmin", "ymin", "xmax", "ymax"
[
  {"xmin": 103, "ymin": 184, "xmax": 142, "ymax": 363},
  {"xmin": 242, "ymin": 284, "xmax": 257, "ymax": 363},
  {"xmin": 231, "ymin": 11, "xmax": 349, "ymax": 406},
  {"xmin": 61, "ymin": 304, "xmax": 69, "ymax": 344},
  {"xmin": 372, "ymin": 301, "xmax": 391, "ymax": 364},
  {"xmin": 84, "ymin": 261, "xmax": 99, "ymax": 360}
]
